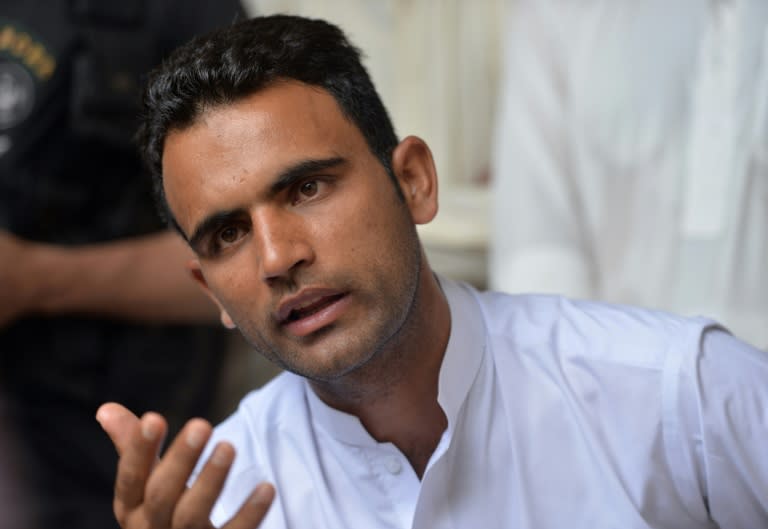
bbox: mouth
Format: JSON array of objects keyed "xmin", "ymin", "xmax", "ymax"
[
  {"xmin": 277, "ymin": 290, "xmax": 351, "ymax": 337},
  {"xmin": 283, "ymin": 293, "xmax": 346, "ymax": 323}
]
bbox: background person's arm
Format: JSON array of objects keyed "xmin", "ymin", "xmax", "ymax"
[{"xmin": 0, "ymin": 229, "xmax": 219, "ymax": 326}]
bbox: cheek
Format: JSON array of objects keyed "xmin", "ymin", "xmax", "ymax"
[
  {"xmin": 205, "ymin": 261, "xmax": 262, "ymax": 312},
  {"xmin": 352, "ymin": 211, "xmax": 414, "ymax": 275},
  {"xmin": 329, "ymin": 205, "xmax": 384, "ymax": 261}
]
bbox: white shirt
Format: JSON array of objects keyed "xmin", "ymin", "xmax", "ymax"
[
  {"xmin": 196, "ymin": 277, "xmax": 768, "ymax": 528},
  {"xmin": 489, "ymin": 0, "xmax": 768, "ymax": 348}
]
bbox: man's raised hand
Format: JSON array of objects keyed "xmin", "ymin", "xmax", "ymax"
[{"xmin": 96, "ymin": 403, "xmax": 274, "ymax": 529}]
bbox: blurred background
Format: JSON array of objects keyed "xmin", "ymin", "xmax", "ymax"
[{"xmin": 1, "ymin": 1, "xmax": 766, "ymax": 528}]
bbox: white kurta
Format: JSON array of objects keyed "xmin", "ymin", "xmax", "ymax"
[
  {"xmin": 490, "ymin": 0, "xmax": 768, "ymax": 348},
  {"xmin": 194, "ymin": 277, "xmax": 768, "ymax": 528}
]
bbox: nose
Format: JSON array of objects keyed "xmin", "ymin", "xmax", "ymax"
[{"xmin": 252, "ymin": 208, "xmax": 314, "ymax": 282}]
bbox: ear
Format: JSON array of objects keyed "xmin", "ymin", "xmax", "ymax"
[
  {"xmin": 187, "ymin": 259, "xmax": 237, "ymax": 330},
  {"xmin": 391, "ymin": 135, "xmax": 439, "ymax": 224}
]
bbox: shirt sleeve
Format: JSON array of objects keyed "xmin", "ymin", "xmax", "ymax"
[
  {"xmin": 489, "ymin": 0, "xmax": 594, "ymax": 299},
  {"xmin": 673, "ymin": 327, "xmax": 768, "ymax": 528}
]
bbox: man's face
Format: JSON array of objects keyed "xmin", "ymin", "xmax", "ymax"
[{"xmin": 162, "ymin": 81, "xmax": 425, "ymax": 382}]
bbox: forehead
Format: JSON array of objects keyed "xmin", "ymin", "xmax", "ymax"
[
  {"xmin": 161, "ymin": 81, "xmax": 372, "ymax": 230},
  {"xmin": 164, "ymin": 81, "xmax": 364, "ymax": 170}
]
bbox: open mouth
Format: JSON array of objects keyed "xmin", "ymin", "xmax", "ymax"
[{"xmin": 284, "ymin": 293, "xmax": 346, "ymax": 323}]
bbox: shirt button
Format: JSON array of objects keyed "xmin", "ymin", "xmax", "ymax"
[{"xmin": 386, "ymin": 457, "xmax": 403, "ymax": 475}]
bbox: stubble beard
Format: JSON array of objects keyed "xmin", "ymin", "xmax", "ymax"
[{"xmin": 239, "ymin": 232, "xmax": 423, "ymax": 398}]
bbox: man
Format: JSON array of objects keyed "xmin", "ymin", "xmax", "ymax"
[{"xmin": 97, "ymin": 15, "xmax": 768, "ymax": 529}]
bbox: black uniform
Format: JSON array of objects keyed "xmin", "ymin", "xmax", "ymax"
[{"xmin": 0, "ymin": 2, "xmax": 245, "ymax": 528}]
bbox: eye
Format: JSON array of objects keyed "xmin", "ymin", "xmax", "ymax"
[
  {"xmin": 292, "ymin": 178, "xmax": 329, "ymax": 206},
  {"xmin": 219, "ymin": 226, "xmax": 240, "ymax": 243},
  {"xmin": 299, "ymin": 180, "xmax": 318, "ymax": 198},
  {"xmin": 209, "ymin": 223, "xmax": 248, "ymax": 255}
]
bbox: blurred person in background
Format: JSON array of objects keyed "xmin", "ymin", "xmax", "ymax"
[
  {"xmin": 0, "ymin": 1, "xmax": 245, "ymax": 528},
  {"xmin": 490, "ymin": 0, "xmax": 768, "ymax": 349},
  {"xmin": 0, "ymin": 396, "xmax": 32, "ymax": 529}
]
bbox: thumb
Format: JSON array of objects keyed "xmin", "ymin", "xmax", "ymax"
[{"xmin": 96, "ymin": 402, "xmax": 140, "ymax": 456}]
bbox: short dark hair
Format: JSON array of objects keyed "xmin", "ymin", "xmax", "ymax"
[{"xmin": 137, "ymin": 14, "xmax": 401, "ymax": 226}]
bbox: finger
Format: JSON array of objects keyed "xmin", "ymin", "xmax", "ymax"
[
  {"xmin": 113, "ymin": 412, "xmax": 168, "ymax": 521},
  {"xmin": 222, "ymin": 483, "xmax": 275, "ymax": 529},
  {"xmin": 172, "ymin": 442, "xmax": 236, "ymax": 528},
  {"xmin": 143, "ymin": 418, "xmax": 213, "ymax": 528},
  {"xmin": 96, "ymin": 402, "xmax": 140, "ymax": 456}
]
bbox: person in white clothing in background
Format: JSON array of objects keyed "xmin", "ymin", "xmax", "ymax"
[
  {"xmin": 96, "ymin": 15, "xmax": 768, "ymax": 529},
  {"xmin": 490, "ymin": 0, "xmax": 768, "ymax": 349}
]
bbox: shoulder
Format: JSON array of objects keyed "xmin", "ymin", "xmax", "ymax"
[
  {"xmin": 193, "ymin": 371, "xmax": 309, "ymax": 524},
  {"xmin": 474, "ymin": 289, "xmax": 715, "ymax": 369},
  {"xmin": 208, "ymin": 371, "xmax": 307, "ymax": 467}
]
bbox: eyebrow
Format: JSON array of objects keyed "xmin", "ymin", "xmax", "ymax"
[
  {"xmin": 186, "ymin": 156, "xmax": 347, "ymax": 252},
  {"xmin": 268, "ymin": 156, "xmax": 346, "ymax": 195}
]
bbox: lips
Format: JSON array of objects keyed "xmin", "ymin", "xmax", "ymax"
[
  {"xmin": 276, "ymin": 289, "xmax": 350, "ymax": 337},
  {"xmin": 283, "ymin": 293, "xmax": 344, "ymax": 322}
]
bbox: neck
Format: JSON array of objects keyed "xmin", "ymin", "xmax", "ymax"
[{"xmin": 310, "ymin": 264, "xmax": 451, "ymax": 477}]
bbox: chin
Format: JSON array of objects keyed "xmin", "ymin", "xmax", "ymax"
[{"xmin": 288, "ymin": 349, "xmax": 377, "ymax": 383}]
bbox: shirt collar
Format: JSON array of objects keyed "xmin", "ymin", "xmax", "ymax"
[
  {"xmin": 305, "ymin": 275, "xmax": 487, "ymax": 444},
  {"xmin": 436, "ymin": 276, "xmax": 486, "ymax": 429}
]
